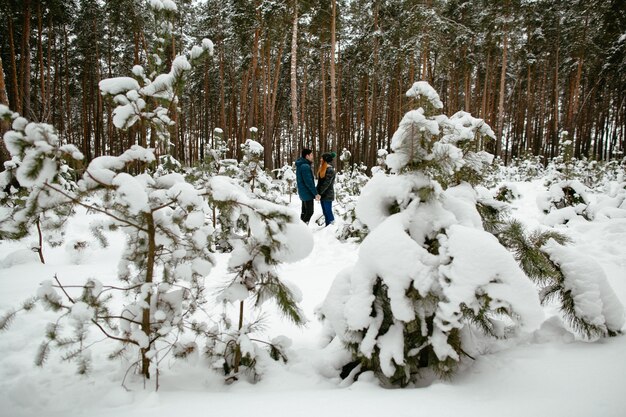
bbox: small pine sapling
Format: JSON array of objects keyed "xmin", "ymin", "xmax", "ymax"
[
  {"xmin": 0, "ymin": 30, "xmax": 217, "ymax": 384},
  {"xmin": 0, "ymin": 106, "xmax": 82, "ymax": 263},
  {"xmin": 318, "ymin": 81, "xmax": 544, "ymax": 387},
  {"xmin": 334, "ymin": 162, "xmax": 370, "ymax": 242},
  {"xmin": 205, "ymin": 174, "xmax": 312, "ymax": 382}
]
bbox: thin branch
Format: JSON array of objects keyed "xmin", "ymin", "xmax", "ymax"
[
  {"xmin": 42, "ymin": 183, "xmax": 147, "ymax": 231},
  {"xmin": 53, "ymin": 274, "xmax": 75, "ymax": 304}
]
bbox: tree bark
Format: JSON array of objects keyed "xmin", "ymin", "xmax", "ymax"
[
  {"xmin": 329, "ymin": 0, "xmax": 338, "ymax": 152},
  {"xmin": 37, "ymin": 2, "xmax": 46, "ymax": 121},
  {"xmin": 7, "ymin": 18, "xmax": 20, "ymax": 112},
  {"xmin": 290, "ymin": 0, "xmax": 299, "ymax": 159},
  {"xmin": 20, "ymin": 0, "xmax": 32, "ymax": 118},
  {"xmin": 0, "ymin": 56, "xmax": 11, "ymax": 167},
  {"xmin": 496, "ymin": 28, "xmax": 508, "ymax": 158}
]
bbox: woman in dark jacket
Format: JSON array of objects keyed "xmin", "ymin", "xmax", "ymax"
[{"xmin": 317, "ymin": 152, "xmax": 336, "ymax": 226}]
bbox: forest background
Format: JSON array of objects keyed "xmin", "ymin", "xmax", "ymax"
[{"xmin": 0, "ymin": 0, "xmax": 624, "ymax": 173}]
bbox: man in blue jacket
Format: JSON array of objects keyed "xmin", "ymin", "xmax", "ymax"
[{"xmin": 295, "ymin": 148, "xmax": 320, "ymax": 223}]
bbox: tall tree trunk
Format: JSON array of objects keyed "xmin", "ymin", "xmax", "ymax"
[
  {"xmin": 481, "ymin": 52, "xmax": 490, "ymax": 120},
  {"xmin": 299, "ymin": 69, "xmax": 307, "ymax": 150},
  {"xmin": 63, "ymin": 25, "xmax": 73, "ymax": 144},
  {"xmin": 0, "ymin": 56, "xmax": 11, "ymax": 167},
  {"xmin": 265, "ymin": 35, "xmax": 287, "ymax": 171},
  {"xmin": 329, "ymin": 0, "xmax": 338, "ymax": 152},
  {"xmin": 8, "ymin": 18, "xmax": 20, "ymax": 112},
  {"xmin": 20, "ymin": 0, "xmax": 32, "ymax": 118},
  {"xmin": 219, "ymin": 44, "xmax": 227, "ymax": 136},
  {"xmin": 524, "ymin": 64, "xmax": 534, "ymax": 154},
  {"xmin": 290, "ymin": 0, "xmax": 299, "ymax": 159},
  {"xmin": 37, "ymin": 2, "xmax": 46, "ymax": 121},
  {"xmin": 570, "ymin": 56, "xmax": 584, "ymax": 157},
  {"xmin": 496, "ymin": 27, "xmax": 508, "ymax": 157},
  {"xmin": 320, "ymin": 48, "xmax": 326, "ymax": 150},
  {"xmin": 552, "ymin": 25, "xmax": 560, "ymax": 158}
]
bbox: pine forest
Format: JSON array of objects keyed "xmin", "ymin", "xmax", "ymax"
[{"xmin": 0, "ymin": 0, "xmax": 624, "ymax": 170}]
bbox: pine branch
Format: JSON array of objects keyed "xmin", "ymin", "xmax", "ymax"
[
  {"xmin": 0, "ymin": 309, "xmax": 17, "ymax": 331},
  {"xmin": 35, "ymin": 341, "xmax": 51, "ymax": 367}
]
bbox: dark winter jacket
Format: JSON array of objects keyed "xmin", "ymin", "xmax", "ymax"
[
  {"xmin": 317, "ymin": 164, "xmax": 335, "ymax": 201},
  {"xmin": 296, "ymin": 157, "xmax": 317, "ymax": 201}
]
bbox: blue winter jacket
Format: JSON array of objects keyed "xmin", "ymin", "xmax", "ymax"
[{"xmin": 295, "ymin": 157, "xmax": 317, "ymax": 201}]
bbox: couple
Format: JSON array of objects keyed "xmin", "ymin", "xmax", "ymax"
[{"xmin": 295, "ymin": 148, "xmax": 336, "ymax": 226}]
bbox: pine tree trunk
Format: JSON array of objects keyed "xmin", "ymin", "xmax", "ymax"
[
  {"xmin": 496, "ymin": 28, "xmax": 508, "ymax": 158},
  {"xmin": 552, "ymin": 38, "xmax": 560, "ymax": 158},
  {"xmin": 320, "ymin": 48, "xmax": 326, "ymax": 150},
  {"xmin": 46, "ymin": 16, "xmax": 53, "ymax": 124},
  {"xmin": 141, "ymin": 212, "xmax": 156, "ymax": 379},
  {"xmin": 300, "ymin": 69, "xmax": 307, "ymax": 150},
  {"xmin": 219, "ymin": 45, "xmax": 227, "ymax": 135},
  {"xmin": 0, "ymin": 56, "xmax": 11, "ymax": 166},
  {"xmin": 265, "ymin": 36, "xmax": 286, "ymax": 171},
  {"xmin": 37, "ymin": 2, "xmax": 46, "ymax": 121},
  {"xmin": 63, "ymin": 25, "xmax": 73, "ymax": 145},
  {"xmin": 329, "ymin": 0, "xmax": 338, "ymax": 153},
  {"xmin": 20, "ymin": 0, "xmax": 32, "ymax": 118},
  {"xmin": 571, "ymin": 56, "xmax": 584, "ymax": 157},
  {"xmin": 481, "ymin": 52, "xmax": 490, "ymax": 120},
  {"xmin": 8, "ymin": 18, "xmax": 21, "ymax": 112},
  {"xmin": 290, "ymin": 0, "xmax": 299, "ymax": 159}
]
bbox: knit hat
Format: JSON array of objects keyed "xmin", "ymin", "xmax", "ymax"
[{"xmin": 322, "ymin": 151, "xmax": 336, "ymax": 162}]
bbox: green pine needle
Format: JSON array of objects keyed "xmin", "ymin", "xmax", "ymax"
[{"xmin": 0, "ymin": 310, "xmax": 17, "ymax": 331}]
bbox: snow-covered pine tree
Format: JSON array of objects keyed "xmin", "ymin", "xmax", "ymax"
[
  {"xmin": 238, "ymin": 137, "xmax": 281, "ymax": 202},
  {"xmin": 0, "ymin": 8, "xmax": 220, "ymax": 379},
  {"xmin": 0, "ymin": 105, "xmax": 217, "ymax": 379},
  {"xmin": 334, "ymin": 155, "xmax": 370, "ymax": 242},
  {"xmin": 0, "ymin": 107, "xmax": 81, "ymax": 263},
  {"xmin": 318, "ymin": 81, "xmax": 545, "ymax": 387},
  {"xmin": 275, "ymin": 164, "xmax": 296, "ymax": 203},
  {"xmin": 206, "ymin": 175, "xmax": 312, "ymax": 381}
]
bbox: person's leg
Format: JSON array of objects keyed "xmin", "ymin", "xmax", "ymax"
[
  {"xmin": 302, "ymin": 200, "xmax": 314, "ymax": 223},
  {"xmin": 301, "ymin": 200, "xmax": 308, "ymax": 223},
  {"xmin": 321, "ymin": 200, "xmax": 335, "ymax": 226},
  {"xmin": 327, "ymin": 200, "xmax": 335, "ymax": 225}
]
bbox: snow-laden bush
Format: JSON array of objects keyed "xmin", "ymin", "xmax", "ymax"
[
  {"xmin": 334, "ymin": 161, "xmax": 370, "ymax": 242},
  {"xmin": 537, "ymin": 179, "xmax": 592, "ymax": 226},
  {"xmin": 584, "ymin": 173, "xmax": 626, "ymax": 221},
  {"xmin": 317, "ymin": 81, "xmax": 544, "ymax": 386},
  {"xmin": 238, "ymin": 138, "xmax": 284, "ymax": 204},
  {"xmin": 494, "ymin": 219, "xmax": 624, "ymax": 340}
]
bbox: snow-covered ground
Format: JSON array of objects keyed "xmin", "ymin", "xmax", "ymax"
[{"xmin": 1, "ymin": 180, "xmax": 625, "ymax": 417}]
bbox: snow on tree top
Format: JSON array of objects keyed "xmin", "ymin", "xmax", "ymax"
[
  {"xmin": 11, "ymin": 117, "xmax": 29, "ymax": 131},
  {"xmin": 244, "ymin": 139, "xmax": 264, "ymax": 155},
  {"xmin": 132, "ymin": 65, "xmax": 145, "ymax": 77},
  {"xmin": 405, "ymin": 81, "xmax": 444, "ymax": 109},
  {"xmin": 98, "ymin": 77, "xmax": 140, "ymax": 95},
  {"xmin": 446, "ymin": 111, "xmax": 496, "ymax": 141},
  {"xmin": 202, "ymin": 39, "xmax": 215, "ymax": 55},
  {"xmin": 0, "ymin": 104, "xmax": 14, "ymax": 118},
  {"xmin": 150, "ymin": 0, "xmax": 177, "ymax": 11}
]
